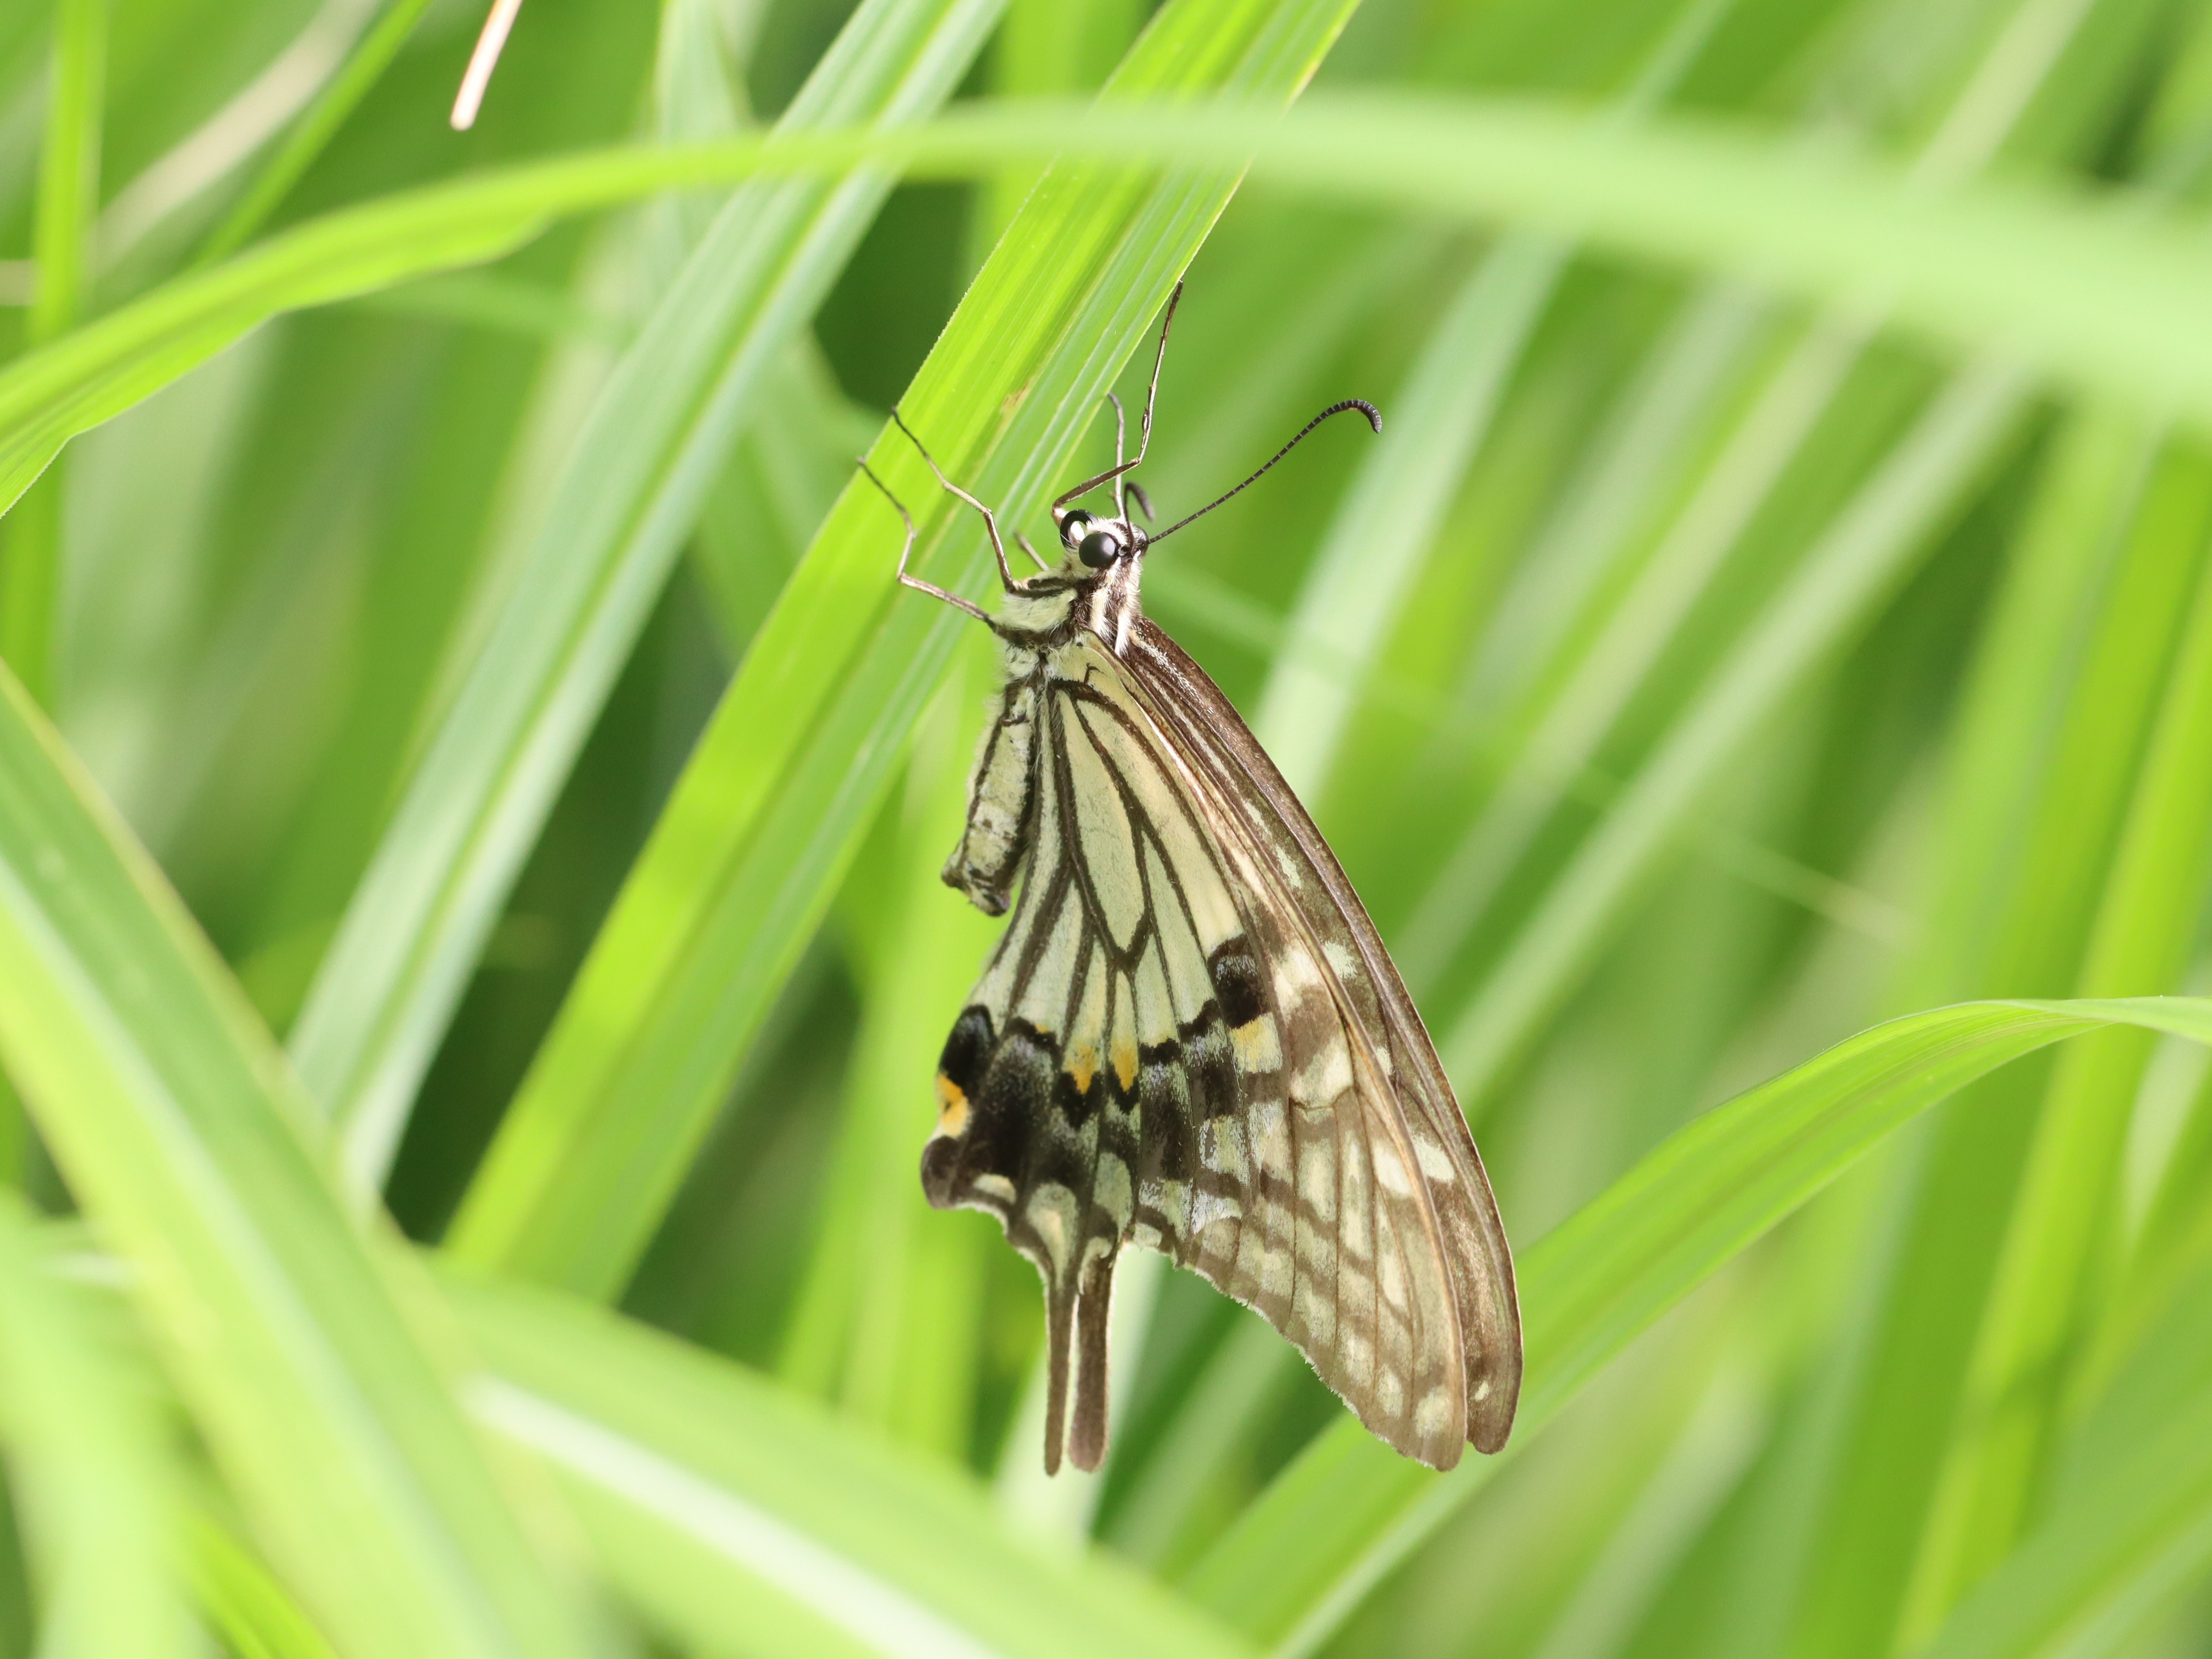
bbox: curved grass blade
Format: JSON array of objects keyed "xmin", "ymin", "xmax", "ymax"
[
  {"xmin": 1435, "ymin": 363, "xmax": 2025, "ymax": 1098},
  {"xmin": 19, "ymin": 90, "xmax": 2212, "ymax": 519},
  {"xmin": 1903, "ymin": 470, "xmax": 2212, "ymax": 1630},
  {"xmin": 0, "ymin": 661, "xmax": 590, "ymax": 1659},
  {"xmin": 195, "ymin": 0, "xmax": 443, "ymax": 266},
  {"xmin": 289, "ymin": 0, "xmax": 1008, "ymax": 1198},
  {"xmin": 1183, "ymin": 995, "xmax": 2212, "ymax": 1656},
  {"xmin": 1251, "ymin": 0, "xmax": 1736, "ymax": 797},
  {"xmin": 449, "ymin": 1271, "xmax": 1259, "ymax": 1659},
  {"xmin": 1, "ymin": 0, "xmax": 105, "ymax": 710},
  {"xmin": 443, "ymin": 0, "xmax": 1367, "ymax": 1298},
  {"xmin": 0, "ymin": 1195, "xmax": 193, "ymax": 1659},
  {"xmin": 1915, "ymin": 1390, "xmax": 2212, "ymax": 1659}
]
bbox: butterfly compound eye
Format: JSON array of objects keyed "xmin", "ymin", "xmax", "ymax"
[{"xmin": 1078, "ymin": 529, "xmax": 1120, "ymax": 569}]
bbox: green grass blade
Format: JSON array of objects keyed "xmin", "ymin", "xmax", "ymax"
[
  {"xmin": 1904, "ymin": 474, "xmax": 2212, "ymax": 1631},
  {"xmin": 450, "ymin": 1271, "xmax": 1260, "ymax": 1659},
  {"xmin": 27, "ymin": 83, "xmax": 2212, "ymax": 522},
  {"xmin": 1254, "ymin": 234, "xmax": 1565, "ymax": 792},
  {"xmin": 1437, "ymin": 363, "xmax": 2024, "ymax": 1098},
  {"xmin": 0, "ymin": 661, "xmax": 590, "ymax": 1659},
  {"xmin": 443, "ymin": 0, "xmax": 1366, "ymax": 1299},
  {"xmin": 193, "ymin": 0, "xmax": 440, "ymax": 266},
  {"xmin": 185, "ymin": 1509, "xmax": 343, "ymax": 1659},
  {"xmin": 775, "ymin": 647, "xmax": 1001, "ymax": 1456},
  {"xmin": 1183, "ymin": 995, "xmax": 2212, "ymax": 1654},
  {"xmin": 26, "ymin": 0, "xmax": 101, "ymax": 346},
  {"xmin": 1, "ymin": 0, "xmax": 104, "ymax": 711},
  {"xmin": 1250, "ymin": 0, "xmax": 1733, "ymax": 797},
  {"xmin": 1781, "ymin": 410, "xmax": 2206, "ymax": 1659},
  {"xmin": 0, "ymin": 1194, "xmax": 193, "ymax": 1659},
  {"xmin": 1914, "ymin": 1392, "xmax": 2212, "ymax": 1659},
  {"xmin": 289, "ymin": 0, "xmax": 1007, "ymax": 1196}
]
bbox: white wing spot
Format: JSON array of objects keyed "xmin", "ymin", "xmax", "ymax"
[
  {"xmin": 1094, "ymin": 1153, "xmax": 1133, "ymax": 1225},
  {"xmin": 1294, "ymin": 1042, "xmax": 1354, "ymax": 1107},
  {"xmin": 1375, "ymin": 1372, "xmax": 1404, "ymax": 1421},
  {"xmin": 1027, "ymin": 1183, "xmax": 1079, "ymax": 1267},
  {"xmin": 1413, "ymin": 1134, "xmax": 1458, "ymax": 1183},
  {"xmin": 1372, "ymin": 1138, "xmax": 1414, "ymax": 1196},
  {"xmin": 1251, "ymin": 1100, "xmax": 1291, "ymax": 1180},
  {"xmin": 1378, "ymin": 1244, "xmax": 1408, "ymax": 1311},
  {"xmin": 1299, "ymin": 1143, "xmax": 1337, "ymax": 1221},
  {"xmin": 1414, "ymin": 1388, "xmax": 1455, "ymax": 1441},
  {"xmin": 1202, "ymin": 1118, "xmax": 1250, "ymax": 1182}
]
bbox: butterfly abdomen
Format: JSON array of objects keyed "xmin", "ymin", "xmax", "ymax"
[{"xmin": 940, "ymin": 665, "xmax": 1041, "ymax": 916}]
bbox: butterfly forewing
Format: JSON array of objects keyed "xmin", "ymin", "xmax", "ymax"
[
  {"xmin": 1123, "ymin": 620, "xmax": 1522, "ymax": 1456},
  {"xmin": 925, "ymin": 617, "xmax": 1519, "ymax": 1473}
]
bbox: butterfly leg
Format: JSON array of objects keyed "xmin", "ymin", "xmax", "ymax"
[
  {"xmin": 892, "ymin": 410, "xmax": 1022, "ymax": 594},
  {"xmin": 858, "ymin": 457, "xmax": 991, "ymax": 626},
  {"xmin": 1015, "ymin": 531, "xmax": 1050, "ymax": 572},
  {"xmin": 1052, "ymin": 280, "xmax": 1185, "ymax": 514}
]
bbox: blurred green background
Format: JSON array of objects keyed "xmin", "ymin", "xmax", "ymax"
[{"xmin": 5, "ymin": 0, "xmax": 2212, "ymax": 1655}]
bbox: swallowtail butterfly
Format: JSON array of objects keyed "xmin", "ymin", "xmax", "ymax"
[{"xmin": 868, "ymin": 285, "xmax": 1521, "ymax": 1475}]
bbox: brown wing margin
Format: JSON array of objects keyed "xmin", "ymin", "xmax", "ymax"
[{"xmin": 1121, "ymin": 617, "xmax": 1523, "ymax": 1454}]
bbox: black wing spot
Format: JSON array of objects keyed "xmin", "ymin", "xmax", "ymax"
[
  {"xmin": 938, "ymin": 1005, "xmax": 995, "ymax": 1102},
  {"xmin": 924, "ymin": 1016, "xmax": 1053, "ymax": 1210},
  {"xmin": 1207, "ymin": 938, "xmax": 1265, "ymax": 1029},
  {"xmin": 1052, "ymin": 1063, "xmax": 1103, "ymax": 1131}
]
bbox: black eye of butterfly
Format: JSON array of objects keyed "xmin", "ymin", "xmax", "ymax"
[{"xmin": 1078, "ymin": 530, "xmax": 1119, "ymax": 569}]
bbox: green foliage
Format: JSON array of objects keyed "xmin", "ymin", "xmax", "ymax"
[{"xmin": 5, "ymin": 0, "xmax": 2212, "ymax": 1655}]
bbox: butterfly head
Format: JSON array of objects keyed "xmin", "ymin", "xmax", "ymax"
[{"xmin": 1055, "ymin": 509, "xmax": 1144, "ymax": 575}]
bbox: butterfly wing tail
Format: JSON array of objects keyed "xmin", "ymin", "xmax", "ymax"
[{"xmin": 1067, "ymin": 1251, "xmax": 1116, "ymax": 1473}]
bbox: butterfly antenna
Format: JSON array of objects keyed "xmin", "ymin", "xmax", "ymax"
[{"xmin": 1147, "ymin": 399, "xmax": 1382, "ymax": 544}]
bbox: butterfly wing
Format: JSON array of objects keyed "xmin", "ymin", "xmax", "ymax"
[
  {"xmin": 1122, "ymin": 618, "xmax": 1521, "ymax": 1458},
  {"xmin": 925, "ymin": 626, "xmax": 1520, "ymax": 1473}
]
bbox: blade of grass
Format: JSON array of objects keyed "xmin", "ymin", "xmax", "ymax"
[
  {"xmin": 1781, "ymin": 408, "xmax": 2200, "ymax": 1659},
  {"xmin": 1903, "ymin": 472, "xmax": 2212, "ymax": 1632},
  {"xmin": 443, "ymin": 0, "xmax": 1368, "ymax": 1299},
  {"xmin": 25, "ymin": 0, "xmax": 101, "ymax": 348},
  {"xmin": 1182, "ymin": 994, "xmax": 2212, "ymax": 1655},
  {"xmin": 185, "ymin": 1508, "xmax": 343, "ymax": 1659},
  {"xmin": 1254, "ymin": 233, "xmax": 1566, "ymax": 795},
  {"xmin": 0, "ymin": 1193, "xmax": 193, "ymax": 1659},
  {"xmin": 1396, "ymin": 314, "xmax": 1871, "ymax": 984},
  {"xmin": 0, "ymin": 658, "xmax": 590, "ymax": 1659},
  {"xmin": 289, "ymin": 0, "xmax": 1009, "ymax": 1199},
  {"xmin": 774, "ymin": 645, "xmax": 1002, "ymax": 1459},
  {"xmin": 1, "ymin": 0, "xmax": 104, "ymax": 712},
  {"xmin": 450, "ymin": 1271, "xmax": 1261, "ymax": 1659},
  {"xmin": 1253, "ymin": 0, "xmax": 1737, "ymax": 797},
  {"xmin": 194, "ymin": 0, "xmax": 439, "ymax": 266},
  {"xmin": 1437, "ymin": 362, "xmax": 2025, "ymax": 1098},
  {"xmin": 1915, "ymin": 1390, "xmax": 2212, "ymax": 1659},
  {"xmin": 29, "ymin": 85, "xmax": 2212, "ymax": 523}
]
